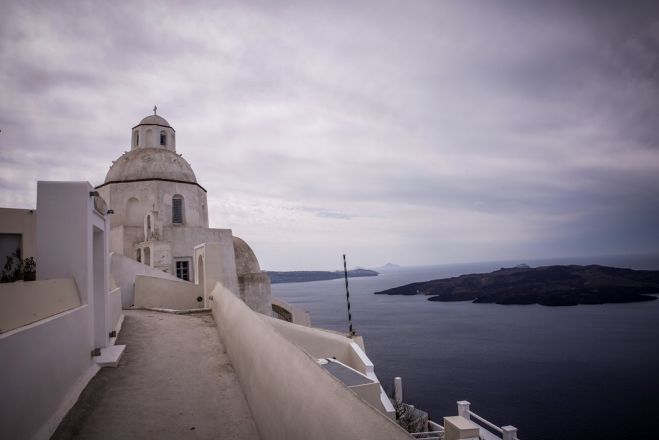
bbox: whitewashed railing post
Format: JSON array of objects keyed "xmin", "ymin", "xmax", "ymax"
[
  {"xmin": 394, "ymin": 376, "xmax": 403, "ymax": 404},
  {"xmin": 502, "ymin": 425, "xmax": 517, "ymax": 440},
  {"xmin": 457, "ymin": 400, "xmax": 470, "ymax": 419}
]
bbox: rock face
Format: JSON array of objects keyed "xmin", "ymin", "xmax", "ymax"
[
  {"xmin": 374, "ymin": 265, "xmax": 659, "ymax": 306},
  {"xmin": 266, "ymin": 269, "xmax": 378, "ymax": 284}
]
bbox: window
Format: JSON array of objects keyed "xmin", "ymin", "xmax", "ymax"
[
  {"xmin": 172, "ymin": 196, "xmax": 183, "ymax": 224},
  {"xmin": 133, "ymin": 131, "xmax": 139, "ymax": 147},
  {"xmin": 176, "ymin": 260, "xmax": 190, "ymax": 281},
  {"xmin": 160, "ymin": 131, "xmax": 166, "ymax": 146}
]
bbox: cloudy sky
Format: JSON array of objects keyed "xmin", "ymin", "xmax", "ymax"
[{"xmin": 1, "ymin": 1, "xmax": 658, "ymax": 270}]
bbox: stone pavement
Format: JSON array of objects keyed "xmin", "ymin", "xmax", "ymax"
[{"xmin": 52, "ymin": 309, "xmax": 261, "ymax": 440}]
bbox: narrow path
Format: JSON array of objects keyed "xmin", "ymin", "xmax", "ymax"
[{"xmin": 52, "ymin": 310, "xmax": 261, "ymax": 440}]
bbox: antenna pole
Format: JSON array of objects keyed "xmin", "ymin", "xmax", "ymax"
[{"xmin": 343, "ymin": 254, "xmax": 355, "ymax": 336}]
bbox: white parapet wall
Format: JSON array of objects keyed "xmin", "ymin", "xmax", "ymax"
[
  {"xmin": 108, "ymin": 287, "xmax": 123, "ymax": 333},
  {"xmin": 0, "ymin": 278, "xmax": 81, "ymax": 333},
  {"xmin": 134, "ymin": 275, "xmax": 203, "ymax": 310},
  {"xmin": 0, "ymin": 305, "xmax": 98, "ymax": 440},
  {"xmin": 211, "ymin": 282, "xmax": 412, "ymax": 440},
  {"xmin": 265, "ymin": 314, "xmax": 395, "ymax": 417},
  {"xmin": 111, "ymin": 252, "xmax": 184, "ymax": 307}
]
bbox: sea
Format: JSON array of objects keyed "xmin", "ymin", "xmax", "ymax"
[{"xmin": 271, "ymin": 254, "xmax": 659, "ymax": 440}]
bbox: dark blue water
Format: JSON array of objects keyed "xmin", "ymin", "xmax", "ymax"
[{"xmin": 271, "ymin": 255, "xmax": 659, "ymax": 440}]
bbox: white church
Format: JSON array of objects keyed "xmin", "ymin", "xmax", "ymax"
[{"xmin": 95, "ymin": 110, "xmax": 272, "ymax": 314}]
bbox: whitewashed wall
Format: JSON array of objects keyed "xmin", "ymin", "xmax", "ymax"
[
  {"xmin": 0, "ymin": 305, "xmax": 97, "ymax": 440},
  {"xmin": 0, "ymin": 278, "xmax": 80, "ymax": 333},
  {"xmin": 211, "ymin": 283, "xmax": 411, "ymax": 440},
  {"xmin": 134, "ymin": 275, "xmax": 203, "ymax": 310}
]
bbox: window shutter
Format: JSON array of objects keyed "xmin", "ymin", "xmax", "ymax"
[{"xmin": 172, "ymin": 198, "xmax": 183, "ymax": 223}]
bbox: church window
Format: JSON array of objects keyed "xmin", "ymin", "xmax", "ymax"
[
  {"xmin": 176, "ymin": 260, "xmax": 190, "ymax": 281},
  {"xmin": 160, "ymin": 131, "xmax": 166, "ymax": 146},
  {"xmin": 133, "ymin": 131, "xmax": 139, "ymax": 147},
  {"xmin": 172, "ymin": 195, "xmax": 184, "ymax": 224}
]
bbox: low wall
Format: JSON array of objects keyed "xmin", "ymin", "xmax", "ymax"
[
  {"xmin": 266, "ymin": 314, "xmax": 396, "ymax": 417},
  {"xmin": 108, "ymin": 287, "xmax": 123, "ymax": 333},
  {"xmin": 134, "ymin": 275, "xmax": 203, "ymax": 310},
  {"xmin": 111, "ymin": 252, "xmax": 182, "ymax": 307},
  {"xmin": 0, "ymin": 305, "xmax": 98, "ymax": 440},
  {"xmin": 265, "ymin": 315, "xmax": 361, "ymax": 369},
  {"xmin": 271, "ymin": 296, "xmax": 311, "ymax": 326},
  {"xmin": 0, "ymin": 278, "xmax": 80, "ymax": 333},
  {"xmin": 211, "ymin": 283, "xmax": 411, "ymax": 440}
]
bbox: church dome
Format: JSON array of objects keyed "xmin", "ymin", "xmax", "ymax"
[
  {"xmin": 136, "ymin": 114, "xmax": 171, "ymax": 128},
  {"xmin": 233, "ymin": 237, "xmax": 261, "ymax": 274},
  {"xmin": 104, "ymin": 148, "xmax": 197, "ymax": 184}
]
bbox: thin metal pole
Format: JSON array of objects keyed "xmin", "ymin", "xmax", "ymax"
[{"xmin": 343, "ymin": 254, "xmax": 355, "ymax": 336}]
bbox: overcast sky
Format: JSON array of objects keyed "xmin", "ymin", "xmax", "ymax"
[{"xmin": 1, "ymin": 1, "xmax": 658, "ymax": 270}]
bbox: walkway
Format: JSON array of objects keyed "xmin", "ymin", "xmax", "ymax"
[{"xmin": 52, "ymin": 310, "xmax": 261, "ymax": 440}]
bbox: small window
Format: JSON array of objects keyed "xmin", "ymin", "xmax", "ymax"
[
  {"xmin": 133, "ymin": 131, "xmax": 139, "ymax": 147},
  {"xmin": 160, "ymin": 131, "xmax": 166, "ymax": 146},
  {"xmin": 176, "ymin": 261, "xmax": 190, "ymax": 281},
  {"xmin": 172, "ymin": 196, "xmax": 183, "ymax": 224}
]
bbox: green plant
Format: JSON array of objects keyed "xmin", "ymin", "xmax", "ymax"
[{"xmin": 0, "ymin": 248, "xmax": 36, "ymax": 283}]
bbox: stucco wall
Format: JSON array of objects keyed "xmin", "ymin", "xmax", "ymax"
[
  {"xmin": 211, "ymin": 283, "xmax": 412, "ymax": 440},
  {"xmin": 265, "ymin": 315, "xmax": 371, "ymax": 372},
  {"xmin": 0, "ymin": 305, "xmax": 98, "ymax": 440},
  {"xmin": 134, "ymin": 275, "xmax": 203, "ymax": 310},
  {"xmin": 0, "ymin": 207, "xmax": 37, "ymax": 259},
  {"xmin": 0, "ymin": 278, "xmax": 81, "ymax": 333},
  {"xmin": 108, "ymin": 287, "xmax": 123, "ymax": 332},
  {"xmin": 111, "ymin": 252, "xmax": 182, "ymax": 307},
  {"xmin": 98, "ymin": 180, "xmax": 208, "ymax": 231}
]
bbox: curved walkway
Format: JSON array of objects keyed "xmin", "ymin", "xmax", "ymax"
[{"xmin": 52, "ymin": 310, "xmax": 261, "ymax": 440}]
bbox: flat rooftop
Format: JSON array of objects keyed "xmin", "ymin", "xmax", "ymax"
[{"xmin": 52, "ymin": 309, "xmax": 261, "ymax": 440}]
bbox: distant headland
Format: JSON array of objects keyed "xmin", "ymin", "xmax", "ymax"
[
  {"xmin": 374, "ymin": 265, "xmax": 659, "ymax": 306},
  {"xmin": 266, "ymin": 268, "xmax": 378, "ymax": 284}
]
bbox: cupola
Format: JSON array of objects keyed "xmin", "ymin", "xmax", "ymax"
[{"xmin": 131, "ymin": 106, "xmax": 176, "ymax": 152}]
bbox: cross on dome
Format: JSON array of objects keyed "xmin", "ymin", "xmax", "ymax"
[{"xmin": 153, "ymin": 105, "xmax": 157, "ymax": 115}]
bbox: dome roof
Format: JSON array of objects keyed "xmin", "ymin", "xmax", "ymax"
[
  {"xmin": 233, "ymin": 237, "xmax": 261, "ymax": 274},
  {"xmin": 137, "ymin": 114, "xmax": 171, "ymax": 128},
  {"xmin": 104, "ymin": 148, "xmax": 197, "ymax": 184}
]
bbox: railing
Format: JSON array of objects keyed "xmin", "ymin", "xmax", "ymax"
[
  {"xmin": 410, "ymin": 430, "xmax": 443, "ymax": 440},
  {"xmin": 271, "ymin": 304, "xmax": 293, "ymax": 322},
  {"xmin": 395, "ymin": 373, "xmax": 518, "ymax": 440},
  {"xmin": 458, "ymin": 401, "xmax": 519, "ymax": 440}
]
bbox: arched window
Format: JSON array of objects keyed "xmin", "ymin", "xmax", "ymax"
[
  {"xmin": 172, "ymin": 195, "xmax": 184, "ymax": 224},
  {"xmin": 160, "ymin": 130, "xmax": 166, "ymax": 146},
  {"xmin": 133, "ymin": 130, "xmax": 139, "ymax": 147}
]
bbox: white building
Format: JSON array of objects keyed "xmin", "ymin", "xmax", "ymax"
[{"xmin": 96, "ymin": 111, "xmax": 271, "ymax": 313}]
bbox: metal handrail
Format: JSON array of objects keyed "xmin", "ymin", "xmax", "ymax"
[{"xmin": 469, "ymin": 410, "xmax": 503, "ymax": 434}]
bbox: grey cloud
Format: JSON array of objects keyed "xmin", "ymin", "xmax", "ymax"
[{"xmin": 2, "ymin": 0, "xmax": 659, "ymax": 268}]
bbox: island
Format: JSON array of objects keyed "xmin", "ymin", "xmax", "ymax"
[
  {"xmin": 266, "ymin": 269, "xmax": 378, "ymax": 284},
  {"xmin": 374, "ymin": 265, "xmax": 659, "ymax": 306}
]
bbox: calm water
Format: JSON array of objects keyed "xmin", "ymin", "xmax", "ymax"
[{"xmin": 271, "ymin": 255, "xmax": 659, "ymax": 440}]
